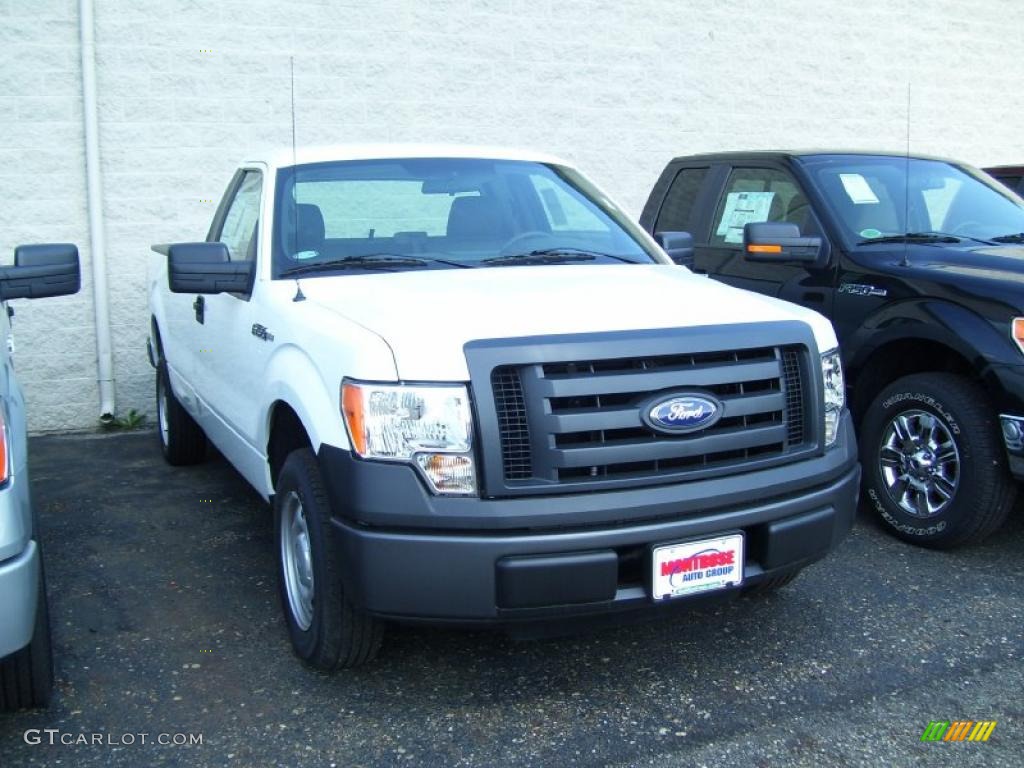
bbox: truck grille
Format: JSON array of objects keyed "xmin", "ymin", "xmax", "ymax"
[{"xmin": 490, "ymin": 344, "xmax": 810, "ymax": 487}]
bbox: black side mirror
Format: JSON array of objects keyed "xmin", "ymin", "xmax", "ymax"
[
  {"xmin": 743, "ymin": 222, "xmax": 823, "ymax": 264},
  {"xmin": 0, "ymin": 243, "xmax": 80, "ymax": 301},
  {"xmin": 654, "ymin": 231, "xmax": 695, "ymax": 268},
  {"xmin": 168, "ymin": 242, "xmax": 254, "ymax": 295}
]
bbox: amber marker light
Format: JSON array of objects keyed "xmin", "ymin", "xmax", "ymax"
[
  {"xmin": 1013, "ymin": 318, "xmax": 1024, "ymax": 355},
  {"xmin": 0, "ymin": 404, "xmax": 8, "ymax": 485},
  {"xmin": 746, "ymin": 244, "xmax": 783, "ymax": 254},
  {"xmin": 341, "ymin": 382, "xmax": 368, "ymax": 456}
]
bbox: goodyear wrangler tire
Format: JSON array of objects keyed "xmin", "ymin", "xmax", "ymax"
[
  {"xmin": 742, "ymin": 568, "xmax": 802, "ymax": 596},
  {"xmin": 860, "ymin": 373, "xmax": 1015, "ymax": 548},
  {"xmin": 0, "ymin": 557, "xmax": 54, "ymax": 710},
  {"xmin": 274, "ymin": 448, "xmax": 382, "ymax": 670},
  {"xmin": 156, "ymin": 360, "xmax": 207, "ymax": 466}
]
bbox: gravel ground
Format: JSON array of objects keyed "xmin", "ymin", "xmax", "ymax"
[{"xmin": 1, "ymin": 431, "xmax": 1021, "ymax": 767}]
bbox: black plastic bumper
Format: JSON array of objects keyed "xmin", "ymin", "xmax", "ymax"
[{"xmin": 319, "ymin": 412, "xmax": 860, "ymax": 623}]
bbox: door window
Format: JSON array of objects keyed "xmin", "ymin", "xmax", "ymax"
[
  {"xmin": 217, "ymin": 170, "xmax": 263, "ymax": 261},
  {"xmin": 710, "ymin": 168, "xmax": 808, "ymax": 246},
  {"xmin": 654, "ymin": 167, "xmax": 708, "ymax": 235}
]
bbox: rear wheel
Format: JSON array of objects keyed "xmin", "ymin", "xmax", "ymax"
[
  {"xmin": 274, "ymin": 448, "xmax": 382, "ymax": 669},
  {"xmin": 0, "ymin": 559, "xmax": 54, "ymax": 710},
  {"xmin": 860, "ymin": 373, "xmax": 1015, "ymax": 548},
  {"xmin": 156, "ymin": 360, "xmax": 206, "ymax": 466}
]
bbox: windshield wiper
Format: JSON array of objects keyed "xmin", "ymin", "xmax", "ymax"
[
  {"xmin": 857, "ymin": 232, "xmax": 961, "ymax": 245},
  {"xmin": 482, "ymin": 248, "xmax": 640, "ymax": 266},
  {"xmin": 992, "ymin": 232, "xmax": 1024, "ymax": 243},
  {"xmin": 280, "ymin": 254, "xmax": 430, "ymax": 277}
]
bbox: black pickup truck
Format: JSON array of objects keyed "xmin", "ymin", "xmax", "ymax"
[{"xmin": 641, "ymin": 150, "xmax": 1024, "ymax": 548}]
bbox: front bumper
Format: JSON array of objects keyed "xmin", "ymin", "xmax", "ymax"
[
  {"xmin": 320, "ymin": 412, "xmax": 860, "ymax": 623},
  {"xmin": 0, "ymin": 539, "xmax": 40, "ymax": 658}
]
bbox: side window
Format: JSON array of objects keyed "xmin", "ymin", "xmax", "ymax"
[
  {"xmin": 710, "ymin": 168, "xmax": 807, "ymax": 246},
  {"xmin": 217, "ymin": 170, "xmax": 262, "ymax": 261},
  {"xmin": 654, "ymin": 167, "xmax": 708, "ymax": 234}
]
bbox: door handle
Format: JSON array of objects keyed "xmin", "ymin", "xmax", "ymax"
[{"xmin": 193, "ymin": 295, "xmax": 205, "ymax": 324}]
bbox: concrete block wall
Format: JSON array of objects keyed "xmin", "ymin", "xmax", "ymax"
[{"xmin": 1, "ymin": 0, "xmax": 1022, "ymax": 431}]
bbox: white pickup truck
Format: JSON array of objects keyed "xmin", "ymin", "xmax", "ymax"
[{"xmin": 148, "ymin": 145, "xmax": 859, "ymax": 669}]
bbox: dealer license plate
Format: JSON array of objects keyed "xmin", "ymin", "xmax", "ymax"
[{"xmin": 652, "ymin": 533, "xmax": 744, "ymax": 601}]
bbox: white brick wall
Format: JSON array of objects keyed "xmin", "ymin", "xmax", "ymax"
[{"xmin": 2, "ymin": 0, "xmax": 1023, "ymax": 432}]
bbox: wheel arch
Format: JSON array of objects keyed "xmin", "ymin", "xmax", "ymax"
[{"xmin": 845, "ymin": 301, "xmax": 1010, "ymax": 420}]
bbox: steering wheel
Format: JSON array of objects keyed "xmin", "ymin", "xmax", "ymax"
[
  {"xmin": 498, "ymin": 231, "xmax": 551, "ymax": 256},
  {"xmin": 948, "ymin": 220, "xmax": 986, "ymax": 236}
]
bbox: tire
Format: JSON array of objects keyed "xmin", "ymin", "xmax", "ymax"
[
  {"xmin": 860, "ymin": 373, "xmax": 1016, "ymax": 548},
  {"xmin": 0, "ymin": 559, "xmax": 54, "ymax": 710},
  {"xmin": 273, "ymin": 448, "xmax": 382, "ymax": 669},
  {"xmin": 156, "ymin": 360, "xmax": 206, "ymax": 466},
  {"xmin": 743, "ymin": 568, "xmax": 802, "ymax": 596}
]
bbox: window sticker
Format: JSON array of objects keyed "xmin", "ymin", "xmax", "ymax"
[
  {"xmin": 839, "ymin": 173, "xmax": 880, "ymax": 205},
  {"xmin": 715, "ymin": 191, "xmax": 775, "ymax": 244}
]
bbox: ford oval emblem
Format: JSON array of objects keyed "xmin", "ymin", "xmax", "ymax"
[{"xmin": 642, "ymin": 393, "xmax": 723, "ymax": 434}]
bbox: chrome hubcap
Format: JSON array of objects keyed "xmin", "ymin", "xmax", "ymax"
[
  {"xmin": 280, "ymin": 491, "xmax": 315, "ymax": 630},
  {"xmin": 879, "ymin": 409, "xmax": 960, "ymax": 518},
  {"xmin": 157, "ymin": 374, "xmax": 169, "ymax": 446}
]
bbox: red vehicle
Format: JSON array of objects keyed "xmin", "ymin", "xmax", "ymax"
[{"xmin": 986, "ymin": 165, "xmax": 1024, "ymax": 196}]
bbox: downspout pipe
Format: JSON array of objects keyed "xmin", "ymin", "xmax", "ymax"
[{"xmin": 79, "ymin": 0, "xmax": 115, "ymax": 422}]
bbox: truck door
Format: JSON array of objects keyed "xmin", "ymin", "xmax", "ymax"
[
  {"xmin": 695, "ymin": 165, "xmax": 835, "ymax": 316},
  {"xmin": 190, "ymin": 168, "xmax": 269, "ymax": 475}
]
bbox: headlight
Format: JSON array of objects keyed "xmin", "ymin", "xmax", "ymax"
[
  {"xmin": 341, "ymin": 380, "xmax": 476, "ymax": 495},
  {"xmin": 821, "ymin": 349, "xmax": 845, "ymax": 447}
]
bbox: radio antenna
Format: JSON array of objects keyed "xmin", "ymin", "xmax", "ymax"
[
  {"xmin": 290, "ymin": 55, "xmax": 305, "ymax": 302},
  {"xmin": 901, "ymin": 81, "xmax": 911, "ymax": 268}
]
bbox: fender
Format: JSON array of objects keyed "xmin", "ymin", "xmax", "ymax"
[
  {"xmin": 845, "ymin": 298, "xmax": 1016, "ymax": 378},
  {"xmin": 259, "ymin": 343, "xmax": 349, "ymax": 472}
]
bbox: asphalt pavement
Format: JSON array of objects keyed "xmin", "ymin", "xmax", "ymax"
[{"xmin": 1, "ymin": 431, "xmax": 1022, "ymax": 767}]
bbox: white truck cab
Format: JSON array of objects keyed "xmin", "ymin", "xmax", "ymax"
[{"xmin": 148, "ymin": 145, "xmax": 859, "ymax": 669}]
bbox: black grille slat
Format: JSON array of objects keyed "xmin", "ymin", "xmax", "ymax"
[
  {"xmin": 490, "ymin": 343, "xmax": 811, "ymax": 489},
  {"xmin": 550, "ymin": 424, "xmax": 789, "ymax": 468},
  {"xmin": 491, "ymin": 367, "xmax": 532, "ymax": 480},
  {"xmin": 535, "ymin": 360, "xmax": 781, "ymax": 398}
]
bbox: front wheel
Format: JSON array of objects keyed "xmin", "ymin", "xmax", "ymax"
[
  {"xmin": 0, "ymin": 558, "xmax": 54, "ymax": 710},
  {"xmin": 860, "ymin": 373, "xmax": 1015, "ymax": 548},
  {"xmin": 274, "ymin": 448, "xmax": 382, "ymax": 670}
]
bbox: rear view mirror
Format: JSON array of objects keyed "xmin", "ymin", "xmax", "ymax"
[
  {"xmin": 743, "ymin": 222, "xmax": 822, "ymax": 264},
  {"xmin": 0, "ymin": 243, "xmax": 81, "ymax": 301},
  {"xmin": 654, "ymin": 231, "xmax": 695, "ymax": 268},
  {"xmin": 167, "ymin": 242, "xmax": 254, "ymax": 295}
]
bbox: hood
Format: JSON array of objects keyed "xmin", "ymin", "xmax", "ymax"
[
  {"xmin": 296, "ymin": 264, "xmax": 836, "ymax": 380},
  {"xmin": 868, "ymin": 240, "xmax": 1024, "ymax": 286}
]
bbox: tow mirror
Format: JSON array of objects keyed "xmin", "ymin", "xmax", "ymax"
[
  {"xmin": 167, "ymin": 242, "xmax": 254, "ymax": 295},
  {"xmin": 0, "ymin": 243, "xmax": 81, "ymax": 300},
  {"xmin": 743, "ymin": 222, "xmax": 823, "ymax": 264},
  {"xmin": 654, "ymin": 231, "xmax": 695, "ymax": 268}
]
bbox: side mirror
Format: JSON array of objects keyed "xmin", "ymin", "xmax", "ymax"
[
  {"xmin": 743, "ymin": 222, "xmax": 823, "ymax": 264},
  {"xmin": 168, "ymin": 242, "xmax": 254, "ymax": 295},
  {"xmin": 654, "ymin": 231, "xmax": 695, "ymax": 268},
  {"xmin": 0, "ymin": 243, "xmax": 81, "ymax": 301}
]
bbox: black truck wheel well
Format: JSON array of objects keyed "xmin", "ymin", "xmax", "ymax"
[
  {"xmin": 268, "ymin": 402, "xmax": 312, "ymax": 484},
  {"xmin": 849, "ymin": 339, "xmax": 974, "ymax": 421}
]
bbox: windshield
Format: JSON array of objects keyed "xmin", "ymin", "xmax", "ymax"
[
  {"xmin": 272, "ymin": 158, "xmax": 660, "ymax": 276},
  {"xmin": 798, "ymin": 155, "xmax": 1024, "ymax": 246}
]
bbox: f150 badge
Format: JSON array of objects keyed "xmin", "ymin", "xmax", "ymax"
[
  {"xmin": 251, "ymin": 323, "xmax": 274, "ymax": 342},
  {"xmin": 839, "ymin": 283, "xmax": 888, "ymax": 297},
  {"xmin": 642, "ymin": 393, "xmax": 722, "ymax": 434}
]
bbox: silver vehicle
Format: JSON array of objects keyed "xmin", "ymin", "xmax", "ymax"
[{"xmin": 0, "ymin": 244, "xmax": 80, "ymax": 710}]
